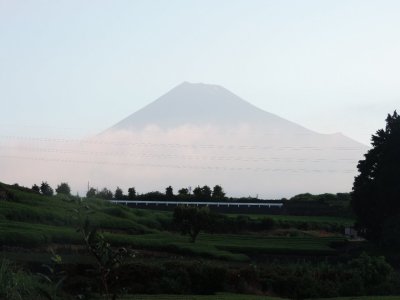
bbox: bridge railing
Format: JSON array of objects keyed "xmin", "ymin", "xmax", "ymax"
[{"xmin": 110, "ymin": 200, "xmax": 283, "ymax": 208}]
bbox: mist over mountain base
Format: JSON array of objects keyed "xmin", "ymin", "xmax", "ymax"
[{"xmin": 0, "ymin": 124, "xmax": 366, "ymax": 198}]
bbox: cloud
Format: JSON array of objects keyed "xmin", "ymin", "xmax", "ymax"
[{"xmin": 0, "ymin": 125, "xmax": 365, "ymax": 198}]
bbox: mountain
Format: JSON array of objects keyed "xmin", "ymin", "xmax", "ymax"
[
  {"xmin": 98, "ymin": 82, "xmax": 368, "ymax": 198},
  {"xmin": 107, "ymin": 81, "xmax": 364, "ymax": 148},
  {"xmin": 109, "ymin": 82, "xmax": 316, "ymax": 132}
]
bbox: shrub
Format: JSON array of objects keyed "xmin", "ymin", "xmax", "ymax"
[
  {"xmin": 259, "ymin": 217, "xmax": 275, "ymax": 230},
  {"xmin": 0, "ymin": 259, "xmax": 51, "ymax": 300}
]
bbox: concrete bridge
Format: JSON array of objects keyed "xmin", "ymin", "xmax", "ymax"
[{"xmin": 110, "ymin": 200, "xmax": 283, "ymax": 213}]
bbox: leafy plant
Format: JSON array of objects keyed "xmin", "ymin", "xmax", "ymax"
[
  {"xmin": 75, "ymin": 201, "xmax": 135, "ymax": 300},
  {"xmin": 173, "ymin": 206, "xmax": 214, "ymax": 243},
  {"xmin": 0, "ymin": 259, "xmax": 48, "ymax": 300},
  {"xmin": 37, "ymin": 249, "xmax": 67, "ymax": 300}
]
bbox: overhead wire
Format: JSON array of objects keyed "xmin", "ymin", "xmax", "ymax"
[
  {"xmin": 0, "ymin": 155, "xmax": 356, "ymax": 173},
  {"xmin": 0, "ymin": 135, "xmax": 366, "ymax": 151},
  {"xmin": 0, "ymin": 145, "xmax": 360, "ymax": 163},
  {"xmin": 0, "ymin": 133, "xmax": 363, "ymax": 174}
]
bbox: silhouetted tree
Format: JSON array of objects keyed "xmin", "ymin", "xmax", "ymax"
[
  {"xmin": 31, "ymin": 184, "xmax": 40, "ymax": 193},
  {"xmin": 201, "ymin": 185, "xmax": 212, "ymax": 200},
  {"xmin": 98, "ymin": 188, "xmax": 113, "ymax": 200},
  {"xmin": 351, "ymin": 111, "xmax": 400, "ymax": 241},
  {"xmin": 178, "ymin": 188, "xmax": 189, "ymax": 196},
  {"xmin": 212, "ymin": 185, "xmax": 225, "ymax": 200},
  {"xmin": 173, "ymin": 206, "xmax": 212, "ymax": 243},
  {"xmin": 127, "ymin": 187, "xmax": 136, "ymax": 200},
  {"xmin": 86, "ymin": 187, "xmax": 97, "ymax": 198},
  {"xmin": 55, "ymin": 182, "xmax": 71, "ymax": 195},
  {"xmin": 114, "ymin": 187, "xmax": 124, "ymax": 199},
  {"xmin": 336, "ymin": 193, "xmax": 351, "ymax": 202},
  {"xmin": 138, "ymin": 191, "xmax": 165, "ymax": 201},
  {"xmin": 290, "ymin": 193, "xmax": 314, "ymax": 201},
  {"xmin": 193, "ymin": 185, "xmax": 212, "ymax": 201},
  {"xmin": 165, "ymin": 186, "xmax": 174, "ymax": 198},
  {"xmin": 193, "ymin": 186, "xmax": 202, "ymax": 199},
  {"xmin": 40, "ymin": 181, "xmax": 53, "ymax": 196},
  {"xmin": 177, "ymin": 188, "xmax": 190, "ymax": 200}
]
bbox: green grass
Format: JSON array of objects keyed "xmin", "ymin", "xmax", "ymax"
[
  {"xmin": 0, "ymin": 220, "xmax": 81, "ymax": 247},
  {"xmin": 227, "ymin": 213, "xmax": 354, "ymax": 227},
  {"xmin": 0, "ymin": 221, "xmax": 246, "ymax": 261},
  {"xmin": 198, "ymin": 233, "xmax": 344, "ymax": 255},
  {"xmin": 0, "ymin": 183, "xmax": 347, "ymax": 262},
  {"xmin": 0, "ymin": 258, "xmax": 55, "ymax": 300},
  {"xmin": 0, "ymin": 219, "xmax": 344, "ymax": 262},
  {"xmin": 0, "ymin": 183, "xmax": 169, "ymax": 233}
]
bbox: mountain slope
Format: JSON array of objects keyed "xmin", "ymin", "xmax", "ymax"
[
  {"xmin": 106, "ymin": 82, "xmax": 365, "ymax": 149},
  {"xmin": 109, "ymin": 82, "xmax": 316, "ymax": 133},
  {"xmin": 96, "ymin": 82, "xmax": 367, "ymax": 197}
]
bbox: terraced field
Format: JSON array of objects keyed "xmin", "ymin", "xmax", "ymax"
[
  {"xmin": 0, "ymin": 183, "xmax": 347, "ymax": 263},
  {"xmin": 0, "ymin": 220, "xmax": 344, "ymax": 263},
  {"xmin": 199, "ymin": 233, "xmax": 344, "ymax": 255},
  {"xmin": 228, "ymin": 213, "xmax": 354, "ymax": 227},
  {"xmin": 1, "ymin": 183, "xmax": 398, "ymax": 300}
]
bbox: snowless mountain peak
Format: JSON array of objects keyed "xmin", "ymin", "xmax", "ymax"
[
  {"xmin": 99, "ymin": 82, "xmax": 368, "ymax": 197},
  {"xmin": 108, "ymin": 82, "xmax": 313, "ymax": 133}
]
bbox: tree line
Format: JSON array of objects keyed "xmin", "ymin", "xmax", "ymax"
[
  {"xmin": 31, "ymin": 180, "xmax": 352, "ymax": 203},
  {"xmin": 30, "ymin": 182, "xmax": 227, "ymax": 202}
]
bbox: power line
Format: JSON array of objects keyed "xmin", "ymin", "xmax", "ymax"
[
  {"xmin": 0, "ymin": 145, "xmax": 360, "ymax": 163},
  {"xmin": 0, "ymin": 135, "xmax": 367, "ymax": 151},
  {"xmin": 0, "ymin": 154, "xmax": 357, "ymax": 174},
  {"xmin": 0, "ymin": 123, "xmax": 362, "ymax": 136},
  {"xmin": 0, "ymin": 123, "xmax": 98, "ymax": 131}
]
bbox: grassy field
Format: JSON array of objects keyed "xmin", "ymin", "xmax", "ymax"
[
  {"xmin": 0, "ymin": 183, "xmax": 347, "ymax": 263},
  {"xmin": 225, "ymin": 213, "xmax": 354, "ymax": 235},
  {"xmin": 198, "ymin": 233, "xmax": 342, "ymax": 255},
  {"xmin": 0, "ymin": 220, "xmax": 344, "ymax": 263},
  {"xmin": 227, "ymin": 213, "xmax": 354, "ymax": 226},
  {"xmin": 1, "ymin": 183, "xmax": 399, "ymax": 300}
]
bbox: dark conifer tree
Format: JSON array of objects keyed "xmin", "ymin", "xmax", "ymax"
[
  {"xmin": 114, "ymin": 187, "xmax": 124, "ymax": 199},
  {"xmin": 128, "ymin": 187, "xmax": 136, "ymax": 199},
  {"xmin": 165, "ymin": 186, "xmax": 174, "ymax": 198},
  {"xmin": 351, "ymin": 111, "xmax": 400, "ymax": 241}
]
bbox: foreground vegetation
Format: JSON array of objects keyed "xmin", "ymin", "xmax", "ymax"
[{"xmin": 1, "ymin": 182, "xmax": 400, "ymax": 299}]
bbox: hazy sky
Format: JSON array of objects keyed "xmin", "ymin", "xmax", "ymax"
[{"xmin": 1, "ymin": 0, "xmax": 399, "ymax": 144}]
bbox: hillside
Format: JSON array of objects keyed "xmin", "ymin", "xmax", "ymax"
[
  {"xmin": 2, "ymin": 182, "xmax": 399, "ymax": 299},
  {"xmin": 0, "ymin": 182, "xmax": 349, "ymax": 260}
]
